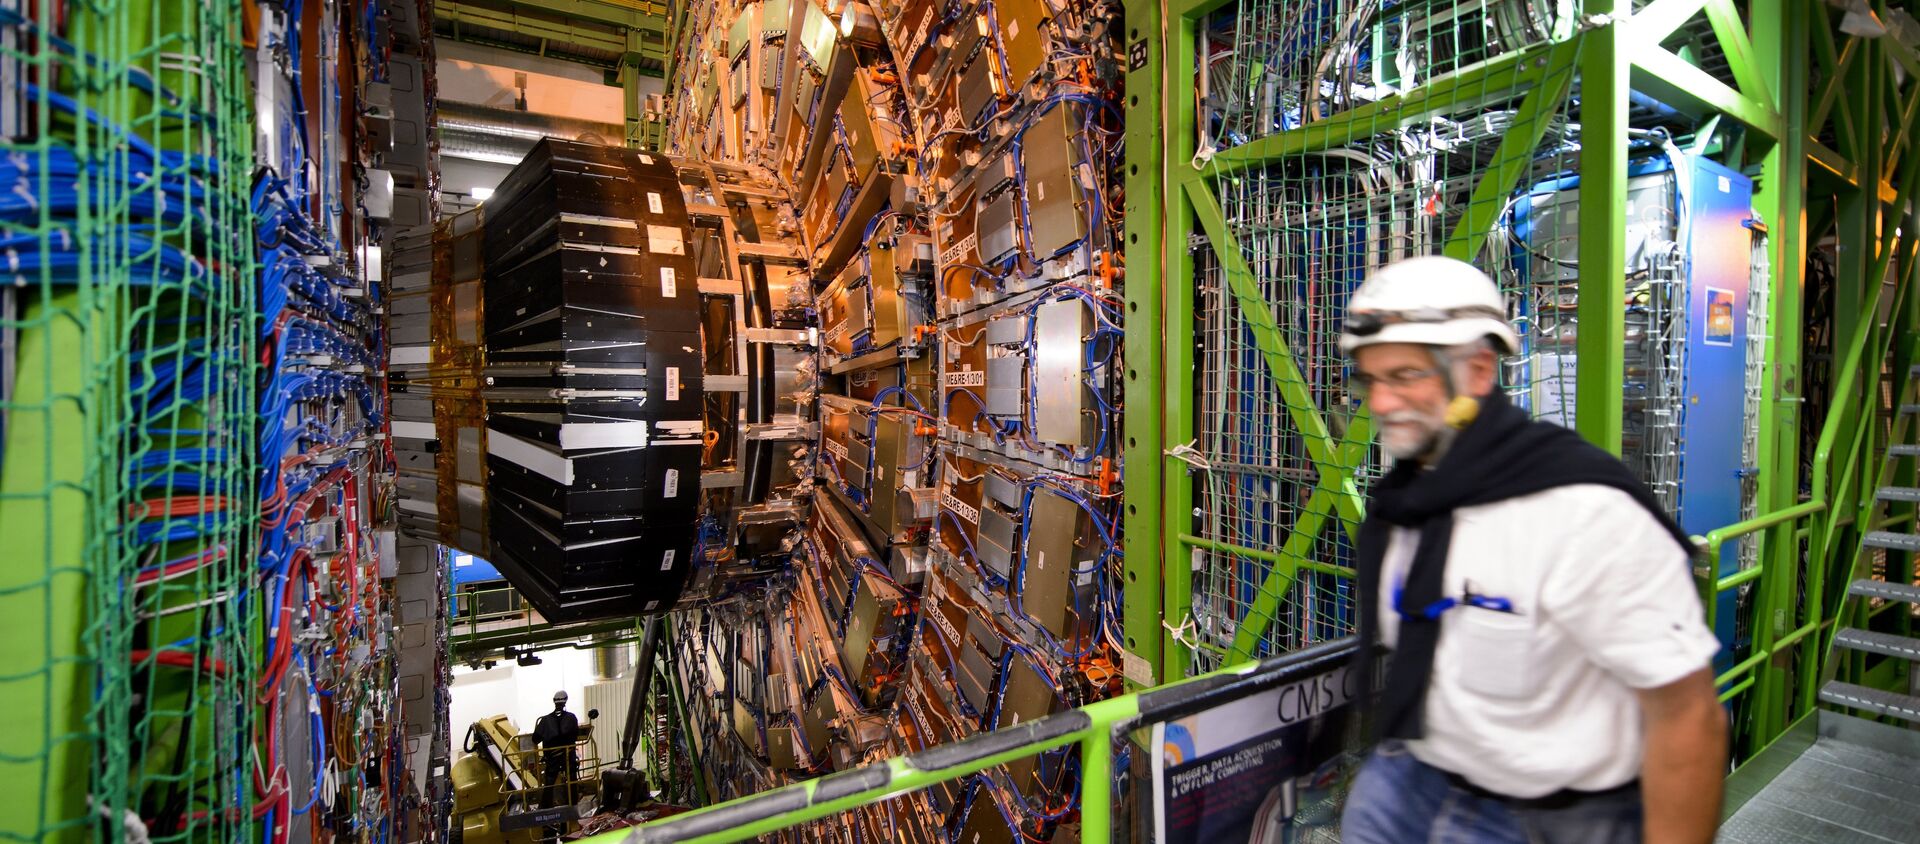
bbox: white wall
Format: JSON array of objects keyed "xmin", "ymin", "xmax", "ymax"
[
  {"xmin": 435, "ymin": 57, "xmax": 623, "ymax": 123},
  {"xmin": 449, "ymin": 647, "xmax": 603, "ymax": 746},
  {"xmin": 439, "ymin": 40, "xmax": 608, "ymax": 86},
  {"xmin": 633, "ymin": 73, "xmax": 666, "ymax": 103}
]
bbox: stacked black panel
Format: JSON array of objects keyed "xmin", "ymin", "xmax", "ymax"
[{"xmin": 481, "ymin": 139, "xmax": 705, "ymax": 621}]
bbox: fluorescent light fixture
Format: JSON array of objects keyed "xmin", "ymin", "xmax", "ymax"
[{"xmin": 471, "ymin": 186, "xmax": 495, "ymax": 201}]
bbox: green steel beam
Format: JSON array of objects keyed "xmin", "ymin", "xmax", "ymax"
[
  {"xmin": 487, "ymin": 0, "xmax": 670, "ymax": 32},
  {"xmin": 1577, "ymin": 2, "xmax": 1631, "ymax": 454},
  {"xmin": 1630, "ymin": 0, "xmax": 1713, "ymax": 43},
  {"xmin": 1439, "ymin": 36, "xmax": 1584, "ymax": 262},
  {"xmin": 1186, "ymin": 178, "xmax": 1375, "ymax": 662},
  {"xmin": 1884, "ymin": 30, "xmax": 1920, "ymax": 85},
  {"xmin": 1180, "ymin": 534, "xmax": 1356, "ymax": 580},
  {"xmin": 443, "ymin": 31, "xmax": 619, "ymax": 70},
  {"xmin": 1215, "ymin": 488, "xmax": 1358, "ymax": 661},
  {"xmin": 449, "ymin": 616, "xmax": 640, "ymax": 662},
  {"xmin": 1186, "ymin": 181, "xmax": 1369, "ymax": 536},
  {"xmin": 1748, "ymin": 0, "xmax": 1809, "ymax": 747},
  {"xmin": 1080, "ymin": 726, "xmax": 1114, "ymax": 844},
  {"xmin": 1121, "ymin": 0, "xmax": 1168, "ymax": 688},
  {"xmin": 1832, "ymin": 37, "xmax": 1881, "ymax": 401},
  {"xmin": 1808, "ymin": 11, "xmax": 1842, "ymax": 75},
  {"xmin": 624, "ymin": 62, "xmax": 644, "ymax": 146},
  {"xmin": 1810, "ymin": 27, "xmax": 1860, "ymax": 158},
  {"xmin": 1172, "ymin": 0, "xmax": 1234, "ymax": 20},
  {"xmin": 437, "ymin": 1, "xmax": 627, "ymax": 53},
  {"xmin": 1703, "ymin": 0, "xmax": 1775, "ymax": 109},
  {"xmin": 1806, "ymin": 137, "xmax": 1858, "ymax": 188},
  {"xmin": 1159, "ymin": 7, "xmax": 1203, "ymax": 682},
  {"xmin": 659, "ymin": 629, "xmax": 713, "ymax": 805},
  {"xmin": 1212, "ymin": 429, "xmax": 1375, "ymax": 663},
  {"xmin": 1630, "ymin": 45, "xmax": 1783, "ymax": 138},
  {"xmin": 1208, "ymin": 40, "xmax": 1567, "ymax": 176},
  {"xmin": 1888, "ymin": 70, "xmax": 1920, "ymax": 171}
]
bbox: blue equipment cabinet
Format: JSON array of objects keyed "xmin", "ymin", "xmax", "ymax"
[
  {"xmin": 1512, "ymin": 153, "xmax": 1755, "ymax": 664},
  {"xmin": 1682, "ymin": 157, "xmax": 1754, "ymax": 661}
]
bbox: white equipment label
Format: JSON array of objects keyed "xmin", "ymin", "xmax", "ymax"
[
  {"xmin": 944, "ymin": 369, "xmax": 985, "ymax": 387},
  {"xmin": 666, "ymin": 367, "xmax": 681, "ymax": 401},
  {"xmin": 940, "ymin": 234, "xmax": 978, "ymax": 267},
  {"xmin": 942, "ymin": 488, "xmax": 979, "ymax": 525},
  {"xmin": 661, "ymin": 266, "xmax": 677, "ymax": 297},
  {"xmin": 664, "ymin": 468, "xmax": 680, "ymax": 498}
]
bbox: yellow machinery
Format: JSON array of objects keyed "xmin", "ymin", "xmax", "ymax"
[{"xmin": 453, "ymin": 715, "xmax": 603, "ymax": 842}]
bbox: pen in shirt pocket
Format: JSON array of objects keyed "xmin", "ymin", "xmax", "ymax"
[{"xmin": 1461, "ymin": 580, "xmax": 1518, "ymax": 614}]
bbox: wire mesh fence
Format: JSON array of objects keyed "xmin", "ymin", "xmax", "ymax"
[
  {"xmin": 0, "ymin": 0, "xmax": 253, "ymax": 839},
  {"xmin": 1183, "ymin": 0, "xmax": 1592, "ymax": 671}
]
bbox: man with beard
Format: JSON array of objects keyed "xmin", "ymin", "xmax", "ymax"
[{"xmin": 1334, "ymin": 256, "xmax": 1726, "ymax": 844}]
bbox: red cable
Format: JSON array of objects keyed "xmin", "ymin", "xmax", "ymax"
[
  {"xmin": 130, "ymin": 649, "xmax": 231, "ymax": 676},
  {"xmin": 132, "ymin": 546, "xmax": 228, "ymax": 586},
  {"xmin": 127, "ymin": 496, "xmax": 233, "ymax": 520}
]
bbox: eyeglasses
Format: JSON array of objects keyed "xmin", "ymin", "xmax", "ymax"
[{"xmin": 1346, "ymin": 366, "xmax": 1442, "ymax": 399}]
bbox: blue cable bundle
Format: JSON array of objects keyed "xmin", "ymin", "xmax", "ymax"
[{"xmin": 249, "ymin": 17, "xmax": 384, "ymax": 822}]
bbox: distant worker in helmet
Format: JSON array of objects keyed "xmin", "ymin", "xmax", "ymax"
[
  {"xmin": 533, "ymin": 690, "xmax": 581, "ymax": 809},
  {"xmin": 1335, "ymin": 256, "xmax": 1726, "ymax": 844}
]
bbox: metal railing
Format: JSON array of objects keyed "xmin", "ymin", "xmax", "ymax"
[
  {"xmin": 461, "ymin": 729, "xmax": 611, "ymax": 832},
  {"xmin": 450, "ymin": 584, "xmax": 644, "ymax": 662},
  {"xmin": 1694, "ymin": 222, "xmax": 1920, "ymax": 735},
  {"xmin": 585, "ymin": 638, "xmax": 1360, "ymax": 844},
  {"xmin": 1695, "ymin": 500, "xmax": 1827, "ymax": 705},
  {"xmin": 497, "ymin": 734, "xmax": 607, "ymax": 812}
]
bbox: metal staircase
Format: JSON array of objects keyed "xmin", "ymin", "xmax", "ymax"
[
  {"xmin": 1719, "ymin": 367, "xmax": 1920, "ymax": 843},
  {"xmin": 1823, "ymin": 365, "xmax": 1920, "ymax": 722}
]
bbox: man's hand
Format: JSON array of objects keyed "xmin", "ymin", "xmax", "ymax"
[{"xmin": 1638, "ymin": 667, "xmax": 1728, "ymax": 844}]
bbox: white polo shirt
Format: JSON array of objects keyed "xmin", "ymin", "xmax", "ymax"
[{"xmin": 1375, "ymin": 484, "xmax": 1720, "ymax": 798}]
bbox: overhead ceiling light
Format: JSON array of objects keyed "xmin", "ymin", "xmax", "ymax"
[{"xmin": 471, "ymin": 186, "xmax": 495, "ymax": 201}]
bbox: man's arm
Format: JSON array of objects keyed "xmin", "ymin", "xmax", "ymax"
[{"xmin": 1637, "ymin": 666, "xmax": 1727, "ymax": 844}]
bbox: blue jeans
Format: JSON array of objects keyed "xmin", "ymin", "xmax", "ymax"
[{"xmin": 1340, "ymin": 742, "xmax": 1644, "ymax": 844}]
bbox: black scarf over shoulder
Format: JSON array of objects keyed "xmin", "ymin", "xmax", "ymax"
[{"xmin": 1355, "ymin": 389, "xmax": 1695, "ymax": 740}]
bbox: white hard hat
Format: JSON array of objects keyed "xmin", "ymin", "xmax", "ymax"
[
  {"xmin": 553, "ymin": 690, "xmax": 569, "ymax": 704},
  {"xmin": 1339, "ymin": 256, "xmax": 1520, "ymax": 356}
]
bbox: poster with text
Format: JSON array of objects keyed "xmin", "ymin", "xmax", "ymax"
[{"xmin": 1151, "ymin": 663, "xmax": 1357, "ymax": 844}]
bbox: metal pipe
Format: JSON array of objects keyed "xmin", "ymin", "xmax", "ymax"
[
  {"xmin": 593, "ymin": 633, "xmax": 636, "ymax": 680},
  {"xmin": 1695, "ymin": 500, "xmax": 1824, "ymax": 631},
  {"xmin": 437, "ymin": 101, "xmax": 624, "ymax": 143},
  {"xmin": 618, "ymin": 616, "xmax": 667, "ymax": 769}
]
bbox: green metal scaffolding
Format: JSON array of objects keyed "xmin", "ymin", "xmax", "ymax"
[{"xmin": 1121, "ymin": 0, "xmax": 1919, "ymax": 760}]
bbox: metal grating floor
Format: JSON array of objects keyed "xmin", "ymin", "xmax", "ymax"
[{"xmin": 1719, "ymin": 711, "xmax": 1920, "ymax": 843}]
